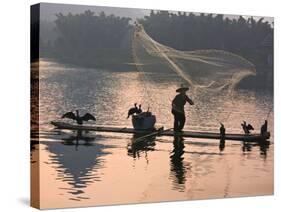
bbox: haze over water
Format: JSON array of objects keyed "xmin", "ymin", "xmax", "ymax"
[{"xmin": 31, "ymin": 59, "xmax": 273, "ymax": 209}]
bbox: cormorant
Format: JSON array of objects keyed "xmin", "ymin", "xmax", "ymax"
[
  {"xmin": 241, "ymin": 121, "xmax": 254, "ymax": 134},
  {"xmin": 220, "ymin": 122, "xmax": 226, "ymax": 137},
  {"xmin": 260, "ymin": 120, "xmax": 268, "ymax": 135},
  {"xmin": 62, "ymin": 110, "xmax": 96, "ymax": 125},
  {"xmin": 136, "ymin": 104, "xmax": 142, "ymax": 114},
  {"xmin": 127, "ymin": 103, "xmax": 138, "ymax": 118}
]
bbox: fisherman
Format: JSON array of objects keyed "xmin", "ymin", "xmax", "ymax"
[{"xmin": 171, "ymin": 85, "xmax": 194, "ymax": 132}]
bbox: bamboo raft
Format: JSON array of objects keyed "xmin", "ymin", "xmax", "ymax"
[{"xmin": 51, "ymin": 121, "xmax": 270, "ymax": 142}]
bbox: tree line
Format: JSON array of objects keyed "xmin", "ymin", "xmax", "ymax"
[
  {"xmin": 41, "ymin": 10, "xmax": 132, "ymax": 67},
  {"xmin": 139, "ymin": 11, "xmax": 272, "ymax": 66},
  {"xmin": 41, "ymin": 10, "xmax": 273, "ymax": 88}
]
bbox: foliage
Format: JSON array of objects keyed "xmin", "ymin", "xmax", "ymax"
[
  {"xmin": 47, "ymin": 10, "xmax": 132, "ymax": 67},
  {"xmin": 41, "ymin": 10, "xmax": 273, "ymax": 89},
  {"xmin": 139, "ymin": 11, "xmax": 273, "ymax": 66}
]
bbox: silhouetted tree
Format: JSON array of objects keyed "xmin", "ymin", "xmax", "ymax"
[
  {"xmin": 41, "ymin": 10, "xmax": 273, "ymax": 88},
  {"xmin": 139, "ymin": 11, "xmax": 272, "ymax": 59},
  {"xmin": 49, "ymin": 10, "xmax": 132, "ymax": 67}
]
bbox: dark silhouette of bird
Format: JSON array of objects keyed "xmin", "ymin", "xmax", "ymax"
[
  {"xmin": 219, "ymin": 123, "xmax": 226, "ymax": 152},
  {"xmin": 136, "ymin": 104, "xmax": 142, "ymax": 114},
  {"xmin": 145, "ymin": 107, "xmax": 152, "ymax": 117},
  {"xmin": 260, "ymin": 120, "xmax": 268, "ymax": 135},
  {"xmin": 127, "ymin": 103, "xmax": 138, "ymax": 118},
  {"xmin": 219, "ymin": 122, "xmax": 226, "ymax": 137},
  {"xmin": 241, "ymin": 121, "xmax": 254, "ymax": 134},
  {"xmin": 62, "ymin": 110, "xmax": 96, "ymax": 125}
]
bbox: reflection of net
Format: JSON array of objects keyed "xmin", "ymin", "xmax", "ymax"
[
  {"xmin": 132, "ymin": 24, "xmax": 256, "ymax": 91},
  {"xmin": 131, "ymin": 24, "xmax": 257, "ymax": 125}
]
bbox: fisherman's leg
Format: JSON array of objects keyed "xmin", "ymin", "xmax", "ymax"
[
  {"xmin": 173, "ymin": 113, "xmax": 180, "ymax": 132},
  {"xmin": 172, "ymin": 110, "xmax": 176, "ymax": 131},
  {"xmin": 178, "ymin": 114, "xmax": 186, "ymax": 131}
]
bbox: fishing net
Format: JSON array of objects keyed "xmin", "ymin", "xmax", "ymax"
[
  {"xmin": 131, "ymin": 23, "xmax": 257, "ymax": 128},
  {"xmin": 132, "ymin": 23, "xmax": 256, "ymax": 91}
]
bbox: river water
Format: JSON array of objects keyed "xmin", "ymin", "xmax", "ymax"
[{"xmin": 31, "ymin": 59, "xmax": 273, "ymax": 209}]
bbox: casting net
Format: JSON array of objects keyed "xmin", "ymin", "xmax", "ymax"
[{"xmin": 131, "ymin": 23, "xmax": 257, "ymax": 127}]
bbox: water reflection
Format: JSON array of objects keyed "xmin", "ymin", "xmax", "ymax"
[
  {"xmin": 242, "ymin": 140, "xmax": 270, "ymax": 158},
  {"xmin": 43, "ymin": 133, "xmax": 111, "ymax": 201},
  {"xmin": 127, "ymin": 133, "xmax": 156, "ymax": 160},
  {"xmin": 33, "ymin": 60, "xmax": 274, "ymax": 207},
  {"xmin": 169, "ymin": 135, "xmax": 191, "ymax": 192},
  {"xmin": 219, "ymin": 138, "xmax": 226, "ymax": 152},
  {"xmin": 61, "ymin": 130, "xmax": 96, "ymax": 151},
  {"xmin": 259, "ymin": 141, "xmax": 270, "ymax": 157}
]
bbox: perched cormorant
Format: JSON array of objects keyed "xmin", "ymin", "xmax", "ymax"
[
  {"xmin": 219, "ymin": 123, "xmax": 226, "ymax": 151},
  {"xmin": 127, "ymin": 103, "xmax": 138, "ymax": 118},
  {"xmin": 260, "ymin": 120, "xmax": 268, "ymax": 135},
  {"xmin": 62, "ymin": 110, "xmax": 96, "ymax": 125},
  {"xmin": 241, "ymin": 121, "xmax": 254, "ymax": 134},
  {"xmin": 220, "ymin": 122, "xmax": 226, "ymax": 137},
  {"xmin": 136, "ymin": 104, "xmax": 142, "ymax": 114}
]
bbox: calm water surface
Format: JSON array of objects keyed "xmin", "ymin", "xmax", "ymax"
[{"xmin": 31, "ymin": 59, "xmax": 273, "ymax": 209}]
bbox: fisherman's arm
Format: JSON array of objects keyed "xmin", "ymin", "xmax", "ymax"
[{"xmin": 186, "ymin": 96, "xmax": 194, "ymax": 105}]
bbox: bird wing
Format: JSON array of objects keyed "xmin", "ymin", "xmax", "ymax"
[
  {"xmin": 248, "ymin": 124, "xmax": 254, "ymax": 130},
  {"xmin": 82, "ymin": 113, "xmax": 96, "ymax": 121},
  {"xmin": 128, "ymin": 108, "xmax": 136, "ymax": 115},
  {"xmin": 62, "ymin": 112, "xmax": 76, "ymax": 120}
]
